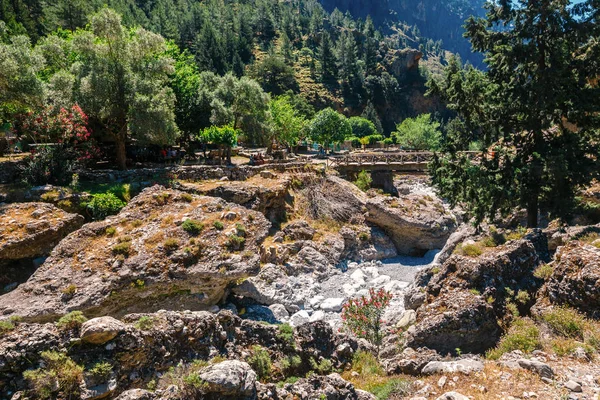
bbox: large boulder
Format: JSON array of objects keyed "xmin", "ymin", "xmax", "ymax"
[
  {"xmin": 199, "ymin": 360, "xmax": 257, "ymax": 399},
  {"xmin": 543, "ymin": 241, "xmax": 600, "ymax": 316},
  {"xmin": 80, "ymin": 316, "xmax": 126, "ymax": 344},
  {"xmin": 0, "ymin": 186, "xmax": 270, "ymax": 320},
  {"xmin": 365, "ymin": 194, "xmax": 457, "ymax": 256},
  {"xmin": 0, "ymin": 202, "xmax": 84, "ymax": 260}
]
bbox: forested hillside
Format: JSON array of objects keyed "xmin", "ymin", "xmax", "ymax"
[
  {"xmin": 0, "ymin": 0, "xmax": 450, "ymax": 138},
  {"xmin": 318, "ymin": 0, "xmax": 486, "ymax": 66}
]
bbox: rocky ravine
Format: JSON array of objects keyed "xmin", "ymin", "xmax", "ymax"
[{"xmin": 0, "ymin": 186, "xmax": 270, "ymax": 321}]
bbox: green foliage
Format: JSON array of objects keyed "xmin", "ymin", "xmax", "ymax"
[
  {"xmin": 309, "ymin": 357, "xmax": 333, "ymax": 375},
  {"xmin": 533, "ymin": 264, "xmax": 554, "ymax": 280},
  {"xmin": 354, "ymin": 170, "xmax": 372, "ymax": 192},
  {"xmin": 541, "ymin": 307, "xmax": 586, "ymax": 339},
  {"xmin": 428, "ymin": 0, "xmax": 600, "ymax": 227},
  {"xmin": 23, "ymin": 351, "xmax": 83, "ymax": 400},
  {"xmin": 213, "ymin": 221, "xmax": 224, "ymax": 230},
  {"xmin": 226, "ymin": 235, "xmax": 246, "ymax": 250},
  {"xmin": 56, "ymin": 311, "xmax": 87, "ymax": 331},
  {"xmin": 392, "ymin": 114, "xmax": 441, "ymax": 150},
  {"xmin": 164, "ymin": 238, "xmax": 180, "ymax": 252},
  {"xmin": 86, "ymin": 193, "xmax": 126, "ymax": 221},
  {"xmin": 269, "ymin": 95, "xmax": 306, "ymax": 151},
  {"xmin": 198, "ymin": 125, "xmax": 239, "ymax": 164},
  {"xmin": 89, "ymin": 362, "xmax": 112, "ymax": 380},
  {"xmin": 309, "ymin": 108, "xmax": 351, "ymax": 150},
  {"xmin": 105, "ymin": 227, "xmax": 117, "ymax": 236},
  {"xmin": 348, "ymin": 117, "xmax": 377, "ymax": 138},
  {"xmin": 454, "ymin": 243, "xmax": 483, "ymax": 257},
  {"xmin": 112, "ymin": 241, "xmax": 131, "ymax": 256},
  {"xmin": 250, "ymin": 53, "xmax": 298, "ymax": 95},
  {"xmin": 0, "ymin": 320, "xmax": 15, "ymax": 336},
  {"xmin": 277, "ymin": 323, "xmax": 295, "ymax": 346},
  {"xmin": 515, "ymin": 290, "xmax": 531, "ymax": 305},
  {"xmin": 182, "ymin": 219, "xmax": 204, "ymax": 235},
  {"xmin": 20, "ymin": 145, "xmax": 77, "ymax": 186},
  {"xmin": 486, "ymin": 318, "xmax": 541, "ymax": 360},
  {"xmin": 351, "ymin": 351, "xmax": 383, "ymax": 376},
  {"xmin": 248, "ymin": 345, "xmax": 272, "ymax": 381},
  {"xmin": 135, "ymin": 316, "xmax": 155, "ymax": 330},
  {"xmin": 368, "ymin": 378, "xmax": 411, "ymax": 400}
]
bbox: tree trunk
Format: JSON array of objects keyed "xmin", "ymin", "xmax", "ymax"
[
  {"xmin": 115, "ymin": 136, "xmax": 127, "ymax": 170},
  {"xmin": 226, "ymin": 146, "xmax": 232, "ymax": 165},
  {"xmin": 527, "ymin": 195, "xmax": 538, "ymax": 228}
]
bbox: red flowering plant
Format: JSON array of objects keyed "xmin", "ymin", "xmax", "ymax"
[
  {"xmin": 18, "ymin": 104, "xmax": 99, "ymax": 185},
  {"xmin": 341, "ymin": 287, "xmax": 393, "ymax": 351}
]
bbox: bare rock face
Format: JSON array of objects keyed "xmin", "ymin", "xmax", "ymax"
[
  {"xmin": 403, "ymin": 235, "xmax": 543, "ymax": 354},
  {"xmin": 0, "ymin": 202, "xmax": 84, "ymax": 260},
  {"xmin": 258, "ymin": 373, "xmax": 376, "ymax": 400},
  {"xmin": 365, "ymin": 194, "xmax": 457, "ymax": 256},
  {"xmin": 0, "ymin": 186, "xmax": 270, "ymax": 320},
  {"xmin": 543, "ymin": 241, "xmax": 600, "ymax": 316},
  {"xmin": 176, "ymin": 174, "xmax": 291, "ymax": 222}
]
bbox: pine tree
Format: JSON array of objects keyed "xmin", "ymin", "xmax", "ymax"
[
  {"xmin": 429, "ymin": 0, "xmax": 600, "ymax": 227},
  {"xmin": 361, "ymin": 101, "xmax": 383, "ymax": 134},
  {"xmin": 318, "ymin": 31, "xmax": 336, "ymax": 81}
]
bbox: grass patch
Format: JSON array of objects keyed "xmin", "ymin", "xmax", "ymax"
[
  {"xmin": 164, "ymin": 238, "xmax": 180, "ymax": 252},
  {"xmin": 454, "ymin": 242, "xmax": 483, "ymax": 257},
  {"xmin": 533, "ymin": 263, "xmax": 553, "ymax": 280},
  {"xmin": 56, "ymin": 311, "xmax": 87, "ymax": 331},
  {"xmin": 368, "ymin": 378, "xmax": 411, "ymax": 400},
  {"xmin": 135, "ymin": 316, "xmax": 155, "ymax": 330},
  {"xmin": 226, "ymin": 234, "xmax": 246, "ymax": 250},
  {"xmin": 213, "ymin": 220, "xmax": 224, "ymax": 230},
  {"xmin": 354, "ymin": 170, "xmax": 372, "ymax": 192},
  {"xmin": 0, "ymin": 320, "xmax": 15, "ymax": 336},
  {"xmin": 541, "ymin": 307, "xmax": 586, "ymax": 339},
  {"xmin": 351, "ymin": 351, "xmax": 383, "ymax": 376},
  {"xmin": 486, "ymin": 318, "xmax": 541, "ymax": 360},
  {"xmin": 277, "ymin": 323, "xmax": 295, "ymax": 346},
  {"xmin": 88, "ymin": 361, "xmax": 112, "ymax": 380},
  {"xmin": 112, "ymin": 241, "xmax": 131, "ymax": 256}
]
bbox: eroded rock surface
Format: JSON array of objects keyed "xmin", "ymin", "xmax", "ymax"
[
  {"xmin": 0, "ymin": 186, "xmax": 270, "ymax": 320},
  {"xmin": 0, "ymin": 202, "xmax": 84, "ymax": 260}
]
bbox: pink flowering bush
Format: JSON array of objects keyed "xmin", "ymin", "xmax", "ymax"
[{"xmin": 341, "ymin": 288, "xmax": 393, "ymax": 350}]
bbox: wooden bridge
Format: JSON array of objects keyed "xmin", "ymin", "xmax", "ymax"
[{"xmin": 328, "ymin": 151, "xmax": 479, "ymax": 173}]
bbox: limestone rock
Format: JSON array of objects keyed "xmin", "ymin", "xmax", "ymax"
[
  {"xmin": 80, "ymin": 316, "xmax": 125, "ymax": 344},
  {"xmin": 544, "ymin": 241, "xmax": 600, "ymax": 316},
  {"xmin": 320, "ymin": 298, "xmax": 345, "ymax": 312},
  {"xmin": 396, "ymin": 310, "xmax": 416, "ymax": 329},
  {"xmin": 0, "ymin": 186, "xmax": 270, "ymax": 320},
  {"xmin": 421, "ymin": 359, "xmax": 484, "ymax": 375},
  {"xmin": 199, "ymin": 360, "xmax": 257, "ymax": 399},
  {"xmin": 516, "ymin": 359, "xmax": 554, "ymax": 379},
  {"xmin": 114, "ymin": 389, "xmax": 156, "ymax": 400},
  {"xmin": 436, "ymin": 392, "xmax": 469, "ymax": 400},
  {"xmin": 0, "ymin": 202, "xmax": 84, "ymax": 260},
  {"xmin": 383, "ymin": 347, "xmax": 441, "ymax": 375},
  {"xmin": 289, "ymin": 310, "xmax": 310, "ymax": 327},
  {"xmin": 365, "ymin": 193, "xmax": 457, "ymax": 256}
]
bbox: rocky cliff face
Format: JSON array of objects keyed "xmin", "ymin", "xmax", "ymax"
[{"xmin": 0, "ymin": 186, "xmax": 270, "ymax": 321}]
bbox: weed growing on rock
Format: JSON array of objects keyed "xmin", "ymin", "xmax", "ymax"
[
  {"xmin": 341, "ymin": 288, "xmax": 392, "ymax": 351},
  {"xmin": 358, "ymin": 231, "xmax": 370, "ymax": 241},
  {"xmin": 23, "ymin": 351, "xmax": 83, "ymax": 399},
  {"xmin": 131, "ymin": 219, "xmax": 143, "ymax": 228},
  {"xmin": 248, "ymin": 345, "xmax": 272, "ymax": 381},
  {"xmin": 276, "ymin": 376, "xmax": 299, "ymax": 388},
  {"xmin": 454, "ymin": 242, "xmax": 483, "ymax": 257},
  {"xmin": 533, "ymin": 263, "xmax": 553, "ymax": 280},
  {"xmin": 180, "ymin": 193, "xmax": 193, "ymax": 203},
  {"xmin": 280, "ymin": 354, "xmax": 302, "ymax": 375},
  {"xmin": 56, "ymin": 311, "xmax": 87, "ymax": 331},
  {"xmin": 89, "ymin": 361, "xmax": 112, "ymax": 380},
  {"xmin": 277, "ymin": 323, "xmax": 295, "ymax": 346},
  {"xmin": 213, "ymin": 220, "xmax": 224, "ymax": 230},
  {"xmin": 486, "ymin": 318, "xmax": 541, "ymax": 360},
  {"xmin": 85, "ymin": 193, "xmax": 126, "ymax": 220},
  {"xmin": 368, "ymin": 378, "xmax": 411, "ymax": 400},
  {"xmin": 351, "ymin": 351, "xmax": 382, "ymax": 376},
  {"xmin": 112, "ymin": 241, "xmax": 131, "ymax": 256},
  {"xmin": 309, "ymin": 357, "xmax": 333, "ymax": 374},
  {"xmin": 505, "ymin": 226, "xmax": 527, "ymax": 241},
  {"xmin": 0, "ymin": 320, "xmax": 15, "ymax": 336},
  {"xmin": 226, "ymin": 234, "xmax": 245, "ymax": 250},
  {"xmin": 182, "ymin": 219, "xmax": 204, "ymax": 235},
  {"xmin": 135, "ymin": 316, "xmax": 155, "ymax": 330},
  {"xmin": 164, "ymin": 238, "xmax": 180, "ymax": 252},
  {"xmin": 105, "ymin": 226, "xmax": 117, "ymax": 236},
  {"xmin": 61, "ymin": 284, "xmax": 77, "ymax": 297},
  {"xmin": 515, "ymin": 290, "xmax": 530, "ymax": 304}
]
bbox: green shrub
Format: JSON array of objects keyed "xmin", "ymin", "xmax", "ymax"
[
  {"xmin": 164, "ymin": 238, "xmax": 180, "ymax": 252},
  {"xmin": 358, "ymin": 231, "xmax": 370, "ymax": 241},
  {"xmin": 135, "ymin": 316, "xmax": 155, "ymax": 330},
  {"xmin": 515, "ymin": 290, "xmax": 531, "ymax": 304},
  {"xmin": 280, "ymin": 354, "xmax": 302, "ymax": 374},
  {"xmin": 0, "ymin": 320, "xmax": 15, "ymax": 336},
  {"xmin": 351, "ymin": 351, "xmax": 383, "ymax": 376},
  {"xmin": 56, "ymin": 311, "xmax": 87, "ymax": 331},
  {"xmin": 112, "ymin": 241, "xmax": 131, "ymax": 256},
  {"xmin": 354, "ymin": 170, "xmax": 372, "ymax": 192},
  {"xmin": 541, "ymin": 307, "xmax": 586, "ymax": 339},
  {"xmin": 213, "ymin": 221, "xmax": 224, "ymax": 230},
  {"xmin": 131, "ymin": 219, "xmax": 143, "ymax": 228},
  {"xmin": 505, "ymin": 226, "xmax": 528, "ymax": 241},
  {"xmin": 248, "ymin": 345, "xmax": 272, "ymax": 381},
  {"xmin": 277, "ymin": 323, "xmax": 295, "ymax": 346},
  {"xmin": 226, "ymin": 234, "xmax": 246, "ymax": 250},
  {"xmin": 235, "ymin": 223, "xmax": 247, "ymax": 237},
  {"xmin": 105, "ymin": 226, "xmax": 117, "ymax": 236},
  {"xmin": 23, "ymin": 351, "xmax": 83, "ymax": 399},
  {"xmin": 480, "ymin": 236, "xmax": 498, "ymax": 247},
  {"xmin": 182, "ymin": 219, "xmax": 204, "ymax": 235},
  {"xmin": 455, "ymin": 243, "xmax": 483, "ymax": 257},
  {"xmin": 276, "ymin": 376, "xmax": 300, "ymax": 388},
  {"xmin": 309, "ymin": 357, "xmax": 332, "ymax": 374},
  {"xmin": 180, "ymin": 193, "xmax": 193, "ymax": 203},
  {"xmin": 533, "ymin": 263, "xmax": 553, "ymax": 280},
  {"xmin": 486, "ymin": 318, "xmax": 541, "ymax": 360},
  {"xmin": 86, "ymin": 193, "xmax": 126, "ymax": 220},
  {"xmin": 469, "ymin": 288, "xmax": 481, "ymax": 296},
  {"xmin": 21, "ymin": 145, "xmax": 77, "ymax": 186},
  {"xmin": 89, "ymin": 361, "xmax": 112, "ymax": 380}
]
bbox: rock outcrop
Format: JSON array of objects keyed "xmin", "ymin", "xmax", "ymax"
[
  {"xmin": 0, "ymin": 310, "xmax": 366, "ymax": 399},
  {"xmin": 541, "ymin": 241, "xmax": 600, "ymax": 316},
  {"xmin": 402, "ymin": 236, "xmax": 542, "ymax": 354},
  {"xmin": 0, "ymin": 186, "xmax": 270, "ymax": 320},
  {"xmin": 365, "ymin": 194, "xmax": 457, "ymax": 256},
  {"xmin": 0, "ymin": 202, "xmax": 84, "ymax": 260}
]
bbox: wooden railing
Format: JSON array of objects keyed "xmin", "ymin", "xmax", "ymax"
[{"xmin": 328, "ymin": 151, "xmax": 479, "ymax": 168}]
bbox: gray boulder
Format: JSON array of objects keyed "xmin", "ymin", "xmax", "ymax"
[
  {"xmin": 80, "ymin": 316, "xmax": 126, "ymax": 344},
  {"xmin": 199, "ymin": 360, "xmax": 257, "ymax": 399}
]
